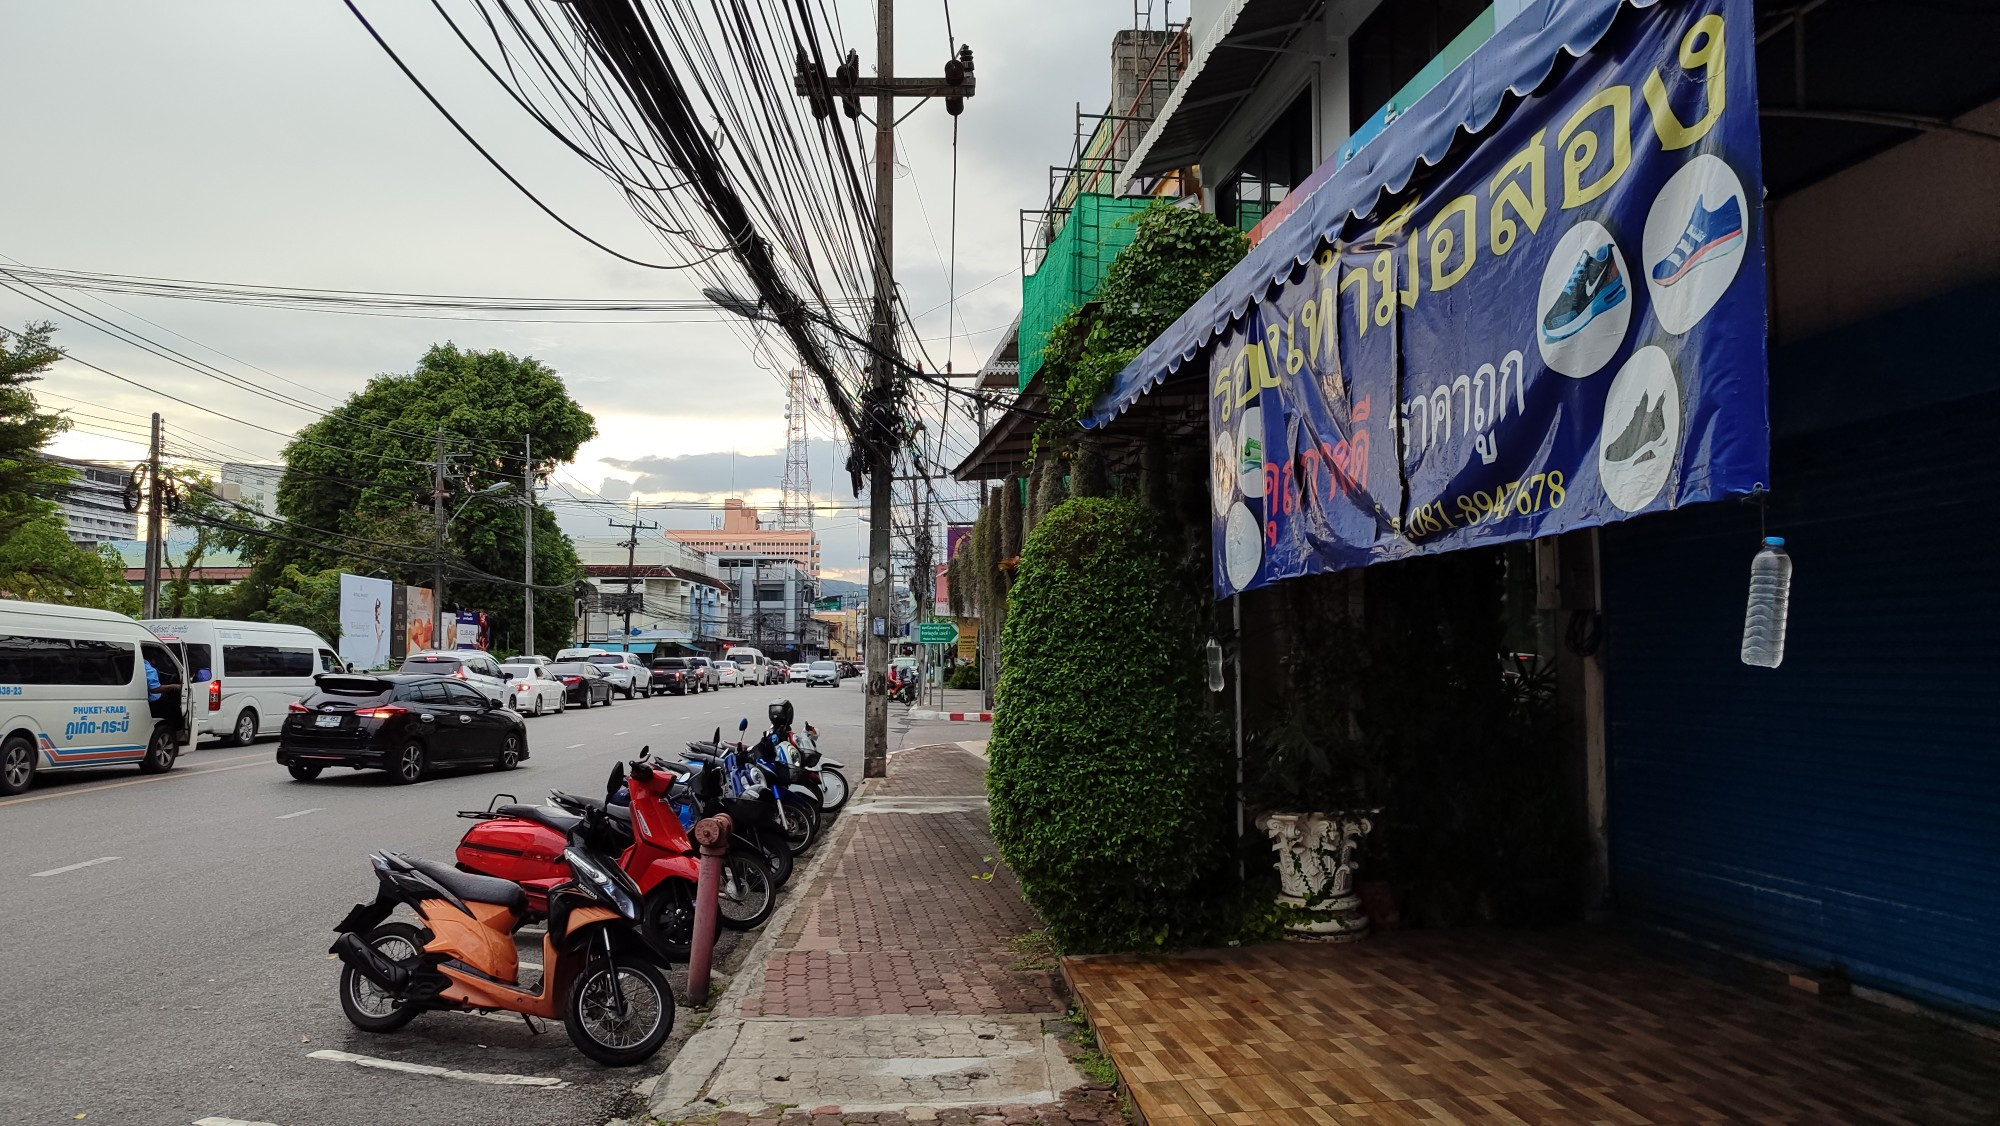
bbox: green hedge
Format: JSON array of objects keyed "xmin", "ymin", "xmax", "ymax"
[
  {"xmin": 946, "ymin": 664, "xmax": 980, "ymax": 690},
  {"xmin": 986, "ymin": 496, "xmax": 1234, "ymax": 951}
]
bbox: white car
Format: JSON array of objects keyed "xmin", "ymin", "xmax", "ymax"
[
  {"xmin": 399, "ymin": 649, "xmax": 511, "ymax": 706},
  {"xmin": 584, "ymin": 652, "xmax": 649, "ymax": 699},
  {"xmin": 715, "ymin": 660, "xmax": 744, "ymax": 687},
  {"xmin": 499, "ymin": 661, "xmax": 566, "ymax": 716},
  {"xmin": 789, "ymin": 662, "xmax": 812, "ymax": 682}
]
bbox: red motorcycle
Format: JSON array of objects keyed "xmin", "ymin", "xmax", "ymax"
[{"xmin": 455, "ymin": 753, "xmax": 777, "ymax": 957}]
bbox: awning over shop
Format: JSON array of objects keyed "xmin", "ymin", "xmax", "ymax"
[
  {"xmin": 1087, "ymin": 0, "xmax": 1666, "ymax": 430},
  {"xmin": 1120, "ymin": 0, "xmax": 1326, "ymax": 181},
  {"xmin": 1095, "ymin": 0, "xmax": 1772, "ymax": 596},
  {"xmin": 952, "ymin": 375, "xmax": 1046, "ymax": 482}
]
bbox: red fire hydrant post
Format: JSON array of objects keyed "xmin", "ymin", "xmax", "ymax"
[{"xmin": 686, "ymin": 812, "xmax": 732, "ymax": 1005}]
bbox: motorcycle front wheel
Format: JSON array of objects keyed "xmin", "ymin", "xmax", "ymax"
[
  {"xmin": 564, "ymin": 954, "xmax": 674, "ymax": 1067},
  {"xmin": 818, "ymin": 767, "xmax": 850, "ymax": 813},
  {"xmin": 717, "ymin": 853, "xmax": 776, "ymax": 930},
  {"xmin": 736, "ymin": 830, "xmax": 793, "ymax": 887},
  {"xmin": 777, "ymin": 796, "xmax": 819, "ymax": 856},
  {"xmin": 338, "ymin": 920, "xmax": 429, "ymax": 1033}
]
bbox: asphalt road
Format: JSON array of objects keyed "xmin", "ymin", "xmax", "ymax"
[{"xmin": 0, "ymin": 677, "xmax": 862, "ymax": 1126}]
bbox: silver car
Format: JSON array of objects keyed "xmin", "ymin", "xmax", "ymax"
[{"xmin": 806, "ymin": 660, "xmax": 840, "ymax": 688}]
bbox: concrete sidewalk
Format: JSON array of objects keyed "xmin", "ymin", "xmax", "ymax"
[{"xmin": 646, "ymin": 735, "xmax": 1116, "ymax": 1126}]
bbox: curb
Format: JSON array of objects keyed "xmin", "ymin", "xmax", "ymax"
[
  {"xmin": 907, "ymin": 710, "xmax": 993, "ymax": 722},
  {"xmin": 649, "ymin": 783, "xmax": 866, "ymax": 1120}
]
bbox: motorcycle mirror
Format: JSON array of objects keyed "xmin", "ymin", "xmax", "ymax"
[
  {"xmin": 712, "ymin": 726, "xmax": 722, "ymax": 744},
  {"xmin": 638, "ymin": 744, "xmax": 651, "ymax": 760},
  {"xmin": 606, "ymin": 761, "xmax": 626, "ymax": 797},
  {"xmin": 739, "ymin": 717, "xmax": 750, "ymax": 731}
]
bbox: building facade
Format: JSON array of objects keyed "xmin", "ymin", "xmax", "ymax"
[
  {"xmin": 50, "ymin": 459, "xmax": 137, "ymax": 546},
  {"xmin": 572, "ymin": 535, "xmax": 730, "ymax": 654},
  {"xmin": 219, "ymin": 463, "xmax": 284, "ymax": 517},
  {"xmin": 664, "ymin": 498, "xmax": 820, "ymax": 573},
  {"xmin": 968, "ymin": 0, "xmax": 2000, "ymax": 1025},
  {"xmin": 712, "ymin": 553, "xmax": 825, "ymax": 663}
]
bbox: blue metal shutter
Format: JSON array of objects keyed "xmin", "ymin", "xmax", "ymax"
[{"xmin": 1602, "ymin": 392, "xmax": 2000, "ymax": 1020}]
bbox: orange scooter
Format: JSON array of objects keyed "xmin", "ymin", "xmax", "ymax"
[{"xmin": 329, "ymin": 805, "xmax": 674, "ymax": 1066}]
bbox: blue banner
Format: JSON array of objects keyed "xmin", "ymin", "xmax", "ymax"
[{"xmin": 1211, "ymin": 0, "xmax": 1766, "ymax": 596}]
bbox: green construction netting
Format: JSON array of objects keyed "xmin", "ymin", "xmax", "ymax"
[{"xmin": 1018, "ymin": 193, "xmax": 1154, "ymax": 389}]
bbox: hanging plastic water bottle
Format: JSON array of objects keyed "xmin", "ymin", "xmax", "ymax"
[{"xmin": 1740, "ymin": 536, "xmax": 1792, "ymax": 668}]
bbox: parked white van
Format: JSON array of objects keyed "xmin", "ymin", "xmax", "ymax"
[
  {"xmin": 1, "ymin": 600, "xmax": 193, "ymax": 795},
  {"xmin": 723, "ymin": 647, "xmax": 772, "ymax": 685},
  {"xmin": 142, "ymin": 619, "xmax": 342, "ymax": 746}
]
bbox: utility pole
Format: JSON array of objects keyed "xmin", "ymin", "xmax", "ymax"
[
  {"xmin": 432, "ymin": 427, "xmax": 448, "ymax": 649},
  {"xmin": 522, "ymin": 434, "xmax": 535, "ymax": 656},
  {"xmin": 799, "ymin": 4, "xmax": 976, "ymax": 778},
  {"xmin": 609, "ymin": 513, "xmax": 659, "ymax": 653},
  {"xmin": 141, "ymin": 412, "xmax": 163, "ymax": 618}
]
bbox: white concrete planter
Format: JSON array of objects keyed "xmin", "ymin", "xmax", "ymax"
[{"xmin": 1258, "ymin": 811, "xmax": 1375, "ymax": 940}]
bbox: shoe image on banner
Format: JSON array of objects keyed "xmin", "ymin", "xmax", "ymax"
[
  {"xmin": 1236, "ymin": 404, "xmax": 1266, "ymax": 498},
  {"xmin": 1596, "ymin": 346, "xmax": 1683, "ymax": 513},
  {"xmin": 1536, "ymin": 220, "xmax": 1633, "ymax": 378},
  {"xmin": 1652, "ymin": 195, "xmax": 1743, "ymax": 286},
  {"xmin": 1223, "ymin": 500, "xmax": 1262, "ymax": 592},
  {"xmin": 1212, "ymin": 426, "xmax": 1236, "ymax": 512},
  {"xmin": 1643, "ymin": 154, "xmax": 1749, "ymax": 334}
]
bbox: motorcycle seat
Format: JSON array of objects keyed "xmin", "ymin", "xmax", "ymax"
[
  {"xmin": 495, "ymin": 802, "xmax": 582, "ymax": 836},
  {"xmin": 403, "ymin": 855, "xmax": 528, "ymax": 913}
]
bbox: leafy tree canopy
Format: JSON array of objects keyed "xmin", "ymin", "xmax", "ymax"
[
  {"xmin": 0, "ymin": 499, "xmax": 138, "ymax": 613},
  {"xmin": 0, "ymin": 322, "xmax": 75, "ymax": 542},
  {"xmin": 239, "ymin": 344, "xmax": 596, "ymax": 656}
]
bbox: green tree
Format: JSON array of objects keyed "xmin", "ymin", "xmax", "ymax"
[
  {"xmin": 0, "ymin": 322, "xmax": 75, "ymax": 542},
  {"xmin": 256, "ymin": 564, "xmax": 343, "ymax": 644},
  {"xmin": 0, "ymin": 501, "xmax": 140, "ymax": 613},
  {"xmin": 240, "ymin": 344, "xmax": 595, "ymax": 656},
  {"xmin": 986, "ymin": 496, "xmax": 1236, "ymax": 952}
]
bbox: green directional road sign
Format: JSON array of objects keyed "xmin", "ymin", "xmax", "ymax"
[{"xmin": 916, "ymin": 620, "xmax": 959, "ymax": 645}]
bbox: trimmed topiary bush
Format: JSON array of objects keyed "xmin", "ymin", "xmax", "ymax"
[{"xmin": 986, "ymin": 496, "xmax": 1235, "ymax": 951}]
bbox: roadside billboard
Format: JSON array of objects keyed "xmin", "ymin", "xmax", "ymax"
[
  {"xmin": 337, "ymin": 573, "xmax": 394, "ymax": 669},
  {"xmin": 405, "ymin": 586, "xmax": 438, "ymax": 653}
]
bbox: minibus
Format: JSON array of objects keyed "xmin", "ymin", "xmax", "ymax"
[
  {"xmin": 0, "ymin": 600, "xmax": 193, "ymax": 795},
  {"xmin": 142, "ymin": 619, "xmax": 341, "ymax": 746}
]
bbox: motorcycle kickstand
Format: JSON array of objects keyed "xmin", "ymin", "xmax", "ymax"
[{"xmin": 519, "ymin": 1012, "xmax": 545, "ymax": 1035}]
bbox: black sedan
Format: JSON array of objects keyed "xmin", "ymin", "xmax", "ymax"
[
  {"xmin": 276, "ymin": 673, "xmax": 529, "ymax": 785},
  {"xmin": 648, "ymin": 657, "xmax": 700, "ymax": 696},
  {"xmin": 548, "ymin": 660, "xmax": 617, "ymax": 707}
]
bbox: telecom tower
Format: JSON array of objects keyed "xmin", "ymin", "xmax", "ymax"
[{"xmin": 778, "ymin": 367, "xmax": 813, "ymax": 531}]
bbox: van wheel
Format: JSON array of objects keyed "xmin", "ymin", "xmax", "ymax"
[
  {"xmin": 0, "ymin": 734, "xmax": 35, "ymax": 796},
  {"xmin": 229, "ymin": 709, "xmax": 258, "ymax": 747},
  {"xmin": 138, "ymin": 726, "xmax": 177, "ymax": 775}
]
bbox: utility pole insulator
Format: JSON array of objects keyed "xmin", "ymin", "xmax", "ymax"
[{"xmin": 837, "ymin": 50, "xmax": 863, "ymax": 119}]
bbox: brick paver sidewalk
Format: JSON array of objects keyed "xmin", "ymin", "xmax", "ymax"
[{"xmin": 649, "ymin": 743, "xmax": 1121, "ymax": 1126}]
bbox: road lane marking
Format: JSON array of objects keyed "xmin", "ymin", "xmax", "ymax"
[
  {"xmin": 194, "ymin": 1117, "xmax": 281, "ymax": 1126},
  {"xmin": 568, "ymin": 743, "xmax": 585, "ymax": 749},
  {"xmin": 32, "ymin": 856, "xmax": 120, "ymax": 877},
  {"xmin": 273, "ymin": 808, "xmax": 323, "ymax": 820},
  {"xmin": 613, "ymin": 731, "xmax": 628, "ymax": 736},
  {"xmin": 306, "ymin": 1048, "xmax": 568, "ymax": 1088},
  {"xmin": 0, "ymin": 754, "xmax": 267, "ymax": 807}
]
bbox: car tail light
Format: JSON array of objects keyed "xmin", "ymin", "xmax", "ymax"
[
  {"xmin": 287, "ymin": 702, "xmax": 310, "ymax": 714},
  {"xmin": 355, "ymin": 705, "xmax": 407, "ymax": 720},
  {"xmin": 453, "ymin": 667, "xmax": 468, "ymax": 680},
  {"xmin": 208, "ymin": 680, "xmax": 222, "ymax": 711},
  {"xmin": 564, "ymin": 676, "xmax": 582, "ymax": 685}
]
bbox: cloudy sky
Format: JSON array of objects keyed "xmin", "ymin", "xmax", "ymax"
[{"xmin": 3, "ymin": 1, "xmax": 1133, "ymax": 581}]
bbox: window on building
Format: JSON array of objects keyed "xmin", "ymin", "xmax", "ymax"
[
  {"xmin": 1349, "ymin": 0, "xmax": 1488, "ymax": 132},
  {"xmin": 754, "ymin": 583, "xmax": 788, "ymax": 603},
  {"xmin": 1216, "ymin": 89, "xmax": 1315, "ymax": 233}
]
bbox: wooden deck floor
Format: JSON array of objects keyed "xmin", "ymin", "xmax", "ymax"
[{"xmin": 1063, "ymin": 929, "xmax": 2000, "ymax": 1125}]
